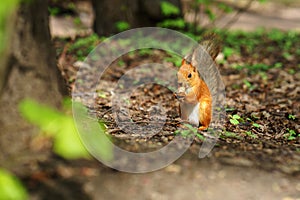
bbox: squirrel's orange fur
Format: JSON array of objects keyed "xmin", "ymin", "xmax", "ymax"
[{"xmin": 176, "ymin": 33, "xmax": 221, "ymax": 131}]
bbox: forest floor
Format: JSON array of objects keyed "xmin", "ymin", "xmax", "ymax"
[{"xmin": 26, "ymin": 1, "xmax": 300, "ymax": 200}]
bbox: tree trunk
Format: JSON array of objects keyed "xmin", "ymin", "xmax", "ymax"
[
  {"xmin": 92, "ymin": 0, "xmax": 182, "ymax": 36},
  {"xmin": 0, "ymin": 0, "xmax": 66, "ymax": 174}
]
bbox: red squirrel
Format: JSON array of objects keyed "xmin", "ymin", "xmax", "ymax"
[{"xmin": 175, "ymin": 33, "xmax": 221, "ymax": 131}]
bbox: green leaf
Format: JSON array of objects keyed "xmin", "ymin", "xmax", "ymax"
[
  {"xmin": 205, "ymin": 8, "xmax": 216, "ymax": 21},
  {"xmin": 160, "ymin": 1, "xmax": 180, "ymax": 16},
  {"xmin": 115, "ymin": 21, "xmax": 130, "ymax": 32},
  {"xmin": 245, "ymin": 131, "xmax": 258, "ymax": 139},
  {"xmin": 0, "ymin": 168, "xmax": 28, "ymax": 200},
  {"xmin": 225, "ymin": 107, "xmax": 235, "ymax": 112},
  {"xmin": 284, "ymin": 128, "xmax": 298, "ymax": 140},
  {"xmin": 243, "ymin": 79, "xmax": 252, "ymax": 89},
  {"xmin": 288, "ymin": 135, "xmax": 296, "ymax": 140},
  {"xmin": 230, "ymin": 115, "xmax": 241, "ymax": 125},
  {"xmin": 252, "ymin": 123, "xmax": 260, "ymax": 128},
  {"xmin": 19, "ymin": 99, "xmax": 108, "ymax": 160},
  {"xmin": 48, "ymin": 7, "xmax": 60, "ymax": 16},
  {"xmin": 164, "ymin": 56, "xmax": 182, "ymax": 67},
  {"xmin": 223, "ymin": 131, "xmax": 237, "ymax": 138},
  {"xmin": 97, "ymin": 91, "xmax": 107, "ymax": 98},
  {"xmin": 218, "ymin": 3, "xmax": 233, "ymax": 13},
  {"xmin": 19, "ymin": 99, "xmax": 63, "ymax": 136},
  {"xmin": 73, "ymin": 102, "xmax": 113, "ymax": 161},
  {"xmin": 196, "ymin": 133, "xmax": 204, "ymax": 140},
  {"xmin": 232, "ymin": 114, "xmax": 241, "ymax": 120},
  {"xmin": 157, "ymin": 18, "xmax": 185, "ymax": 29},
  {"xmin": 288, "ymin": 114, "xmax": 296, "ymax": 120},
  {"xmin": 230, "ymin": 119, "xmax": 239, "ymax": 125},
  {"xmin": 68, "ymin": 34, "xmax": 100, "ymax": 60},
  {"xmin": 223, "ymin": 47, "xmax": 234, "ymax": 58},
  {"xmin": 283, "ymin": 52, "xmax": 292, "ymax": 60},
  {"xmin": 183, "ymin": 123, "xmax": 198, "ymax": 133},
  {"xmin": 52, "ymin": 117, "xmax": 90, "ymax": 159}
]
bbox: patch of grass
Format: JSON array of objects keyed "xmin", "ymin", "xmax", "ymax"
[
  {"xmin": 274, "ymin": 62, "xmax": 283, "ymax": 68},
  {"xmin": 223, "ymin": 46, "xmax": 235, "ymax": 59},
  {"xmin": 175, "ymin": 123, "xmax": 205, "ymax": 140},
  {"xmin": 221, "ymin": 131, "xmax": 241, "ymax": 139},
  {"xmin": 283, "ymin": 52, "xmax": 293, "ymax": 60},
  {"xmin": 235, "ymin": 63, "xmax": 273, "ymax": 73},
  {"xmin": 229, "ymin": 114, "xmax": 241, "ymax": 125},
  {"xmin": 288, "ymin": 69, "xmax": 295, "ymax": 75},
  {"xmin": 68, "ymin": 34, "xmax": 100, "ymax": 61},
  {"xmin": 252, "ymin": 123, "xmax": 261, "ymax": 128},
  {"xmin": 243, "ymin": 79, "xmax": 256, "ymax": 90},
  {"xmin": 67, "ymin": 2, "xmax": 76, "ymax": 11},
  {"xmin": 48, "ymin": 6, "xmax": 60, "ymax": 16},
  {"xmin": 115, "ymin": 21, "xmax": 130, "ymax": 32},
  {"xmin": 138, "ymin": 48, "xmax": 152, "ymax": 56},
  {"xmin": 259, "ymin": 72, "xmax": 268, "ymax": 81},
  {"xmin": 164, "ymin": 55, "xmax": 182, "ymax": 67},
  {"xmin": 245, "ymin": 131, "xmax": 258, "ymax": 139},
  {"xmin": 230, "ymin": 114, "xmax": 261, "ymax": 132},
  {"xmin": 214, "ymin": 29, "xmax": 300, "ymax": 63},
  {"xmin": 288, "ymin": 114, "xmax": 296, "ymax": 120},
  {"xmin": 225, "ymin": 107, "xmax": 235, "ymax": 112},
  {"xmin": 285, "ymin": 128, "xmax": 299, "ymax": 140},
  {"xmin": 246, "ymin": 117, "xmax": 261, "ymax": 129},
  {"xmin": 160, "ymin": 1, "xmax": 180, "ymax": 16},
  {"xmin": 48, "ymin": 2, "xmax": 76, "ymax": 17},
  {"xmin": 117, "ymin": 59, "xmax": 126, "ymax": 67},
  {"xmin": 73, "ymin": 17, "xmax": 81, "ymax": 26},
  {"xmin": 157, "ymin": 18, "xmax": 185, "ymax": 29},
  {"xmin": 97, "ymin": 91, "xmax": 107, "ymax": 98}
]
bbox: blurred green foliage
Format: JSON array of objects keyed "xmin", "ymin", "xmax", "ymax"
[
  {"xmin": 175, "ymin": 123, "xmax": 205, "ymax": 140},
  {"xmin": 68, "ymin": 34, "xmax": 101, "ymax": 61},
  {"xmin": 216, "ymin": 29, "xmax": 299, "ymax": 56},
  {"xmin": 160, "ymin": 1, "xmax": 180, "ymax": 16},
  {"xmin": 285, "ymin": 128, "xmax": 299, "ymax": 140},
  {"xmin": 213, "ymin": 28, "xmax": 300, "ymax": 73},
  {"xmin": 158, "ymin": 1, "xmax": 183, "ymax": 29},
  {"xmin": 0, "ymin": 0, "xmax": 19, "ymax": 55},
  {"xmin": 157, "ymin": 18, "xmax": 185, "ymax": 29},
  {"xmin": 19, "ymin": 99, "xmax": 91, "ymax": 159},
  {"xmin": 115, "ymin": 21, "xmax": 130, "ymax": 32},
  {"xmin": 0, "ymin": 168, "xmax": 28, "ymax": 200},
  {"xmin": 72, "ymin": 102, "xmax": 113, "ymax": 162},
  {"xmin": 19, "ymin": 99, "xmax": 113, "ymax": 161},
  {"xmin": 48, "ymin": 6, "xmax": 60, "ymax": 16}
]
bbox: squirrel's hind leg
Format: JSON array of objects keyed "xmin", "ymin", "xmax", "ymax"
[{"xmin": 198, "ymin": 98, "xmax": 212, "ymax": 131}]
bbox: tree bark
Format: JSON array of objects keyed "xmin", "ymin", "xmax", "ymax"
[
  {"xmin": 0, "ymin": 0, "xmax": 66, "ymax": 174},
  {"xmin": 92, "ymin": 0, "xmax": 182, "ymax": 36}
]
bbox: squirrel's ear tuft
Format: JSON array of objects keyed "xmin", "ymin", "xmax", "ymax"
[{"xmin": 200, "ymin": 33, "xmax": 222, "ymax": 60}]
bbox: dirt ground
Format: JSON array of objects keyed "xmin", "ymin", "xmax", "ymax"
[
  {"xmin": 28, "ymin": 153, "xmax": 300, "ymax": 200},
  {"xmin": 29, "ymin": 1, "xmax": 300, "ymax": 199}
]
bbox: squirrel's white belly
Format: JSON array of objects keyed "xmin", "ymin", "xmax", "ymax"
[{"xmin": 180, "ymin": 102, "xmax": 199, "ymax": 127}]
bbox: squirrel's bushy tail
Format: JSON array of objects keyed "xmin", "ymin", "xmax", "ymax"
[{"xmin": 200, "ymin": 33, "xmax": 222, "ymax": 60}]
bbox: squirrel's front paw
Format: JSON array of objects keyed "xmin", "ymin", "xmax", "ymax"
[{"xmin": 174, "ymin": 92, "xmax": 185, "ymax": 101}]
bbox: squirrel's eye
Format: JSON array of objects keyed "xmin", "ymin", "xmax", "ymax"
[{"xmin": 188, "ymin": 73, "xmax": 192, "ymax": 78}]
